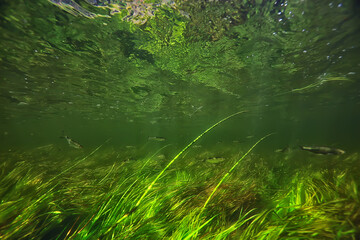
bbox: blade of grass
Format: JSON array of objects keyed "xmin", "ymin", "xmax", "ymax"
[
  {"xmin": 136, "ymin": 111, "xmax": 246, "ymax": 208},
  {"xmin": 48, "ymin": 138, "xmax": 111, "ymax": 183},
  {"xmin": 200, "ymin": 133, "xmax": 274, "ymax": 215},
  {"xmin": 183, "ymin": 215, "xmax": 217, "ymax": 240},
  {"xmin": 109, "ymin": 111, "xmax": 246, "ymax": 229}
]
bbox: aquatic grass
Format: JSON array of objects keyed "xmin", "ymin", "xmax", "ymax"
[
  {"xmin": 170, "ymin": 207, "xmax": 257, "ymax": 240},
  {"xmin": 236, "ymin": 170, "xmax": 360, "ymax": 239},
  {"xmin": 200, "ymin": 133, "xmax": 273, "ymax": 215},
  {"xmin": 55, "ymin": 163, "xmax": 360, "ymax": 239},
  {"xmin": 47, "ymin": 138, "xmax": 111, "ymax": 183},
  {"xmin": 176, "ymin": 134, "xmax": 274, "ymax": 239},
  {"xmin": 2, "ymin": 148, "xmax": 169, "ymax": 239},
  {"xmin": 182, "ymin": 214, "xmax": 216, "ymax": 240},
  {"xmin": 61, "ymin": 117, "xmax": 272, "ymax": 239},
  {"xmin": 210, "ymin": 208, "xmax": 256, "ymax": 240},
  {"xmin": 139, "ymin": 144, "xmax": 171, "ymax": 172},
  {"xmin": 134, "ymin": 111, "xmax": 246, "ymax": 210},
  {"xmin": 0, "ymin": 140, "xmax": 112, "ymax": 240},
  {"xmin": 0, "ymin": 162, "xmax": 65, "ymax": 240},
  {"xmin": 63, "ymin": 153, "xmax": 174, "ymax": 239},
  {"xmin": 2, "ymin": 114, "xmax": 261, "ymax": 238},
  {"xmin": 105, "ymin": 111, "xmax": 247, "ymax": 238},
  {"xmin": 56, "ymin": 110, "xmax": 249, "ymax": 239},
  {"xmin": 0, "ymin": 128, "xmax": 359, "ymax": 239}
]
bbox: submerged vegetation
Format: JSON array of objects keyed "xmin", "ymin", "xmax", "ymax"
[
  {"xmin": 1, "ymin": 0, "xmax": 359, "ymax": 239},
  {"xmin": 1, "ymin": 114, "xmax": 359, "ymax": 239},
  {"xmin": 1, "ymin": 146, "xmax": 359, "ymax": 239}
]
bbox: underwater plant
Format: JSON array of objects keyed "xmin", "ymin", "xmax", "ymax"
[{"xmin": 0, "ymin": 114, "xmax": 359, "ymax": 239}]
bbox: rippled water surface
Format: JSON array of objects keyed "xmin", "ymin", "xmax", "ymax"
[
  {"xmin": 1, "ymin": 2, "xmax": 359, "ymax": 152},
  {"xmin": 1, "ymin": 0, "xmax": 360, "ymax": 168}
]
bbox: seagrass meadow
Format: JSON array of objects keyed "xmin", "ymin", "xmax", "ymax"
[{"xmin": 1, "ymin": 0, "xmax": 360, "ymax": 239}]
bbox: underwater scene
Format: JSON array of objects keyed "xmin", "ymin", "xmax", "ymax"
[{"xmin": 1, "ymin": 0, "xmax": 360, "ymax": 239}]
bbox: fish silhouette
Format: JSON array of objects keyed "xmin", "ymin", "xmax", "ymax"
[
  {"xmin": 299, "ymin": 146, "xmax": 344, "ymax": 155},
  {"xmin": 60, "ymin": 131, "xmax": 83, "ymax": 149}
]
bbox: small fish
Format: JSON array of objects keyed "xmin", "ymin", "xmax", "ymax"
[
  {"xmin": 148, "ymin": 136, "xmax": 166, "ymax": 142},
  {"xmin": 275, "ymin": 146, "xmax": 290, "ymax": 153},
  {"xmin": 299, "ymin": 146, "xmax": 345, "ymax": 155},
  {"xmin": 61, "ymin": 132, "xmax": 83, "ymax": 149},
  {"xmin": 192, "ymin": 144, "xmax": 202, "ymax": 148},
  {"xmin": 205, "ymin": 157, "xmax": 226, "ymax": 164}
]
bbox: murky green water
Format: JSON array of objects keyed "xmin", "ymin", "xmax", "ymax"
[
  {"xmin": 0, "ymin": 0, "xmax": 359, "ymax": 239},
  {"xmin": 1, "ymin": 0, "xmax": 359, "ymax": 151}
]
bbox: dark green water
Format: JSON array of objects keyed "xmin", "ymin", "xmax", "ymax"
[{"xmin": 1, "ymin": 0, "xmax": 359, "ymax": 152}]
